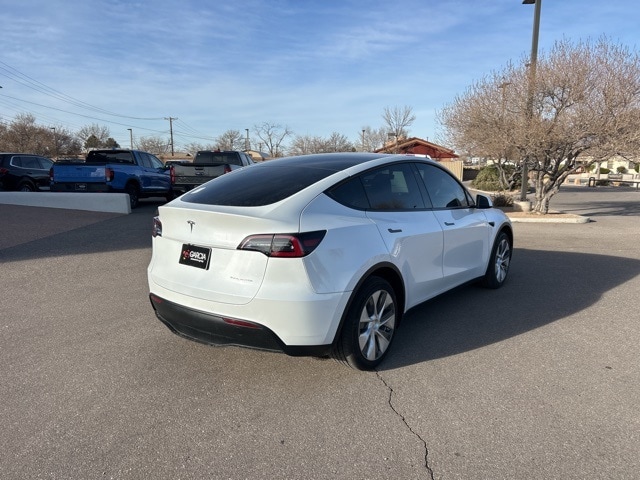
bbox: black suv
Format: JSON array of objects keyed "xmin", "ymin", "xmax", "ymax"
[{"xmin": 0, "ymin": 153, "xmax": 54, "ymax": 191}]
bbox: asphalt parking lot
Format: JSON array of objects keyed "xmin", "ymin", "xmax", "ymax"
[{"xmin": 1, "ymin": 186, "xmax": 639, "ymax": 479}]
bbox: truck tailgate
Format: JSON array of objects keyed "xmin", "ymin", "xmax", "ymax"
[
  {"xmin": 52, "ymin": 164, "xmax": 107, "ymax": 183},
  {"xmin": 173, "ymin": 165, "xmax": 226, "ymax": 185}
]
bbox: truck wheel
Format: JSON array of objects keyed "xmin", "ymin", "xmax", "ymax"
[{"xmin": 125, "ymin": 183, "xmax": 139, "ymax": 209}]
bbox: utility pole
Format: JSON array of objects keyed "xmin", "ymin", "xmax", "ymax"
[
  {"xmin": 521, "ymin": 0, "xmax": 542, "ymax": 201},
  {"xmin": 245, "ymin": 128, "xmax": 250, "ymax": 151},
  {"xmin": 127, "ymin": 128, "xmax": 133, "ymax": 149},
  {"xmin": 164, "ymin": 117, "xmax": 177, "ymax": 156}
]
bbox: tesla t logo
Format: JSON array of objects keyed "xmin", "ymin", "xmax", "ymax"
[{"xmin": 187, "ymin": 220, "xmax": 195, "ymax": 233}]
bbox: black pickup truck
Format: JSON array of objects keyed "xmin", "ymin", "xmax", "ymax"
[{"xmin": 171, "ymin": 150, "xmax": 255, "ymax": 194}]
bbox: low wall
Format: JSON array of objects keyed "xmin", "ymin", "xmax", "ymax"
[{"xmin": 0, "ymin": 192, "xmax": 131, "ymax": 214}]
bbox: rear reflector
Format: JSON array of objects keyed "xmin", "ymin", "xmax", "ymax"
[{"xmin": 223, "ymin": 317, "xmax": 262, "ymax": 329}]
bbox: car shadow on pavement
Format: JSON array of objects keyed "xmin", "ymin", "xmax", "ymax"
[
  {"xmin": 381, "ymin": 248, "xmax": 640, "ymax": 370},
  {"xmin": 0, "ymin": 202, "xmax": 161, "ymax": 262}
]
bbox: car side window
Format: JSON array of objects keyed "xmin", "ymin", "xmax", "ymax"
[
  {"xmin": 19, "ymin": 156, "xmax": 42, "ymax": 169},
  {"xmin": 327, "ymin": 177, "xmax": 370, "ymax": 210},
  {"xmin": 416, "ymin": 163, "xmax": 471, "ymax": 209},
  {"xmin": 362, "ymin": 164, "xmax": 426, "ymax": 210},
  {"xmin": 148, "ymin": 154, "xmax": 164, "ymax": 169},
  {"xmin": 38, "ymin": 157, "xmax": 54, "ymax": 169}
]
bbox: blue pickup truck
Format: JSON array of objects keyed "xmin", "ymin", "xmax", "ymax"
[{"xmin": 50, "ymin": 149, "xmax": 174, "ymax": 208}]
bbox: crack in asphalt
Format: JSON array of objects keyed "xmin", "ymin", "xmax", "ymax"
[{"xmin": 376, "ymin": 371, "xmax": 435, "ymax": 480}]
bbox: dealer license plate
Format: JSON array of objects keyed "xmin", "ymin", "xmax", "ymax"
[{"xmin": 179, "ymin": 244, "xmax": 211, "ymax": 270}]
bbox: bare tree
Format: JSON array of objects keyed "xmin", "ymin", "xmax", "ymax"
[
  {"xmin": 51, "ymin": 126, "xmax": 82, "ymax": 157},
  {"xmin": 138, "ymin": 136, "xmax": 170, "ymax": 155},
  {"xmin": 289, "ymin": 132, "xmax": 354, "ymax": 155},
  {"xmin": 1, "ymin": 113, "xmax": 51, "ymax": 155},
  {"xmin": 216, "ymin": 130, "xmax": 243, "ymax": 150},
  {"xmin": 289, "ymin": 135, "xmax": 321, "ymax": 155},
  {"xmin": 183, "ymin": 142, "xmax": 216, "ymax": 156},
  {"xmin": 359, "ymin": 126, "xmax": 389, "ymax": 152},
  {"xmin": 253, "ymin": 122, "xmax": 292, "ymax": 158},
  {"xmin": 382, "ymin": 105, "xmax": 416, "ymax": 139},
  {"xmin": 77, "ymin": 123, "xmax": 111, "ymax": 150},
  {"xmin": 439, "ymin": 37, "xmax": 640, "ymax": 213}
]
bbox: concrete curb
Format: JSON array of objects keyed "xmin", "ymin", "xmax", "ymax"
[
  {"xmin": 506, "ymin": 213, "xmax": 590, "ymax": 224},
  {"xmin": 0, "ymin": 192, "xmax": 131, "ymax": 214}
]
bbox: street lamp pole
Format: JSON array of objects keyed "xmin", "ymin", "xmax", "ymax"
[
  {"xmin": 520, "ymin": 0, "xmax": 542, "ymax": 201},
  {"xmin": 50, "ymin": 127, "xmax": 58, "ymax": 159}
]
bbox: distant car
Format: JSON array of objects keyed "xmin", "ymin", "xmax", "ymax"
[
  {"xmin": 148, "ymin": 153, "xmax": 513, "ymax": 370},
  {"xmin": 0, "ymin": 153, "xmax": 54, "ymax": 191}
]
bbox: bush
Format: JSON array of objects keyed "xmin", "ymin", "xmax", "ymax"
[
  {"xmin": 616, "ymin": 166, "xmax": 627, "ymax": 174},
  {"xmin": 599, "ymin": 167, "xmax": 610, "ymax": 174},
  {"xmin": 491, "ymin": 193, "xmax": 514, "ymax": 207},
  {"xmin": 471, "ymin": 165, "xmax": 520, "ymax": 191}
]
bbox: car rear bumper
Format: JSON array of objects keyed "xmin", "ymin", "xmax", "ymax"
[
  {"xmin": 149, "ymin": 294, "xmax": 332, "ymax": 357},
  {"xmin": 51, "ymin": 183, "xmax": 113, "ymax": 193}
]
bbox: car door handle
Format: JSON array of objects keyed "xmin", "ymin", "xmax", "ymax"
[
  {"xmin": 388, "ymin": 228, "xmax": 402, "ymax": 233},
  {"xmin": 444, "ymin": 222, "xmax": 455, "ymax": 226}
]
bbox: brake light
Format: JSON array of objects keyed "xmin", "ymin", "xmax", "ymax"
[
  {"xmin": 152, "ymin": 216, "xmax": 162, "ymax": 237},
  {"xmin": 0, "ymin": 167, "xmax": 8, "ymax": 175},
  {"xmin": 105, "ymin": 167, "xmax": 115, "ymax": 182},
  {"xmin": 169, "ymin": 165, "xmax": 175, "ymax": 184},
  {"xmin": 238, "ymin": 231, "xmax": 326, "ymax": 257},
  {"xmin": 49, "ymin": 167, "xmax": 54, "ymax": 182},
  {"xmin": 223, "ymin": 165, "xmax": 232, "ymax": 174}
]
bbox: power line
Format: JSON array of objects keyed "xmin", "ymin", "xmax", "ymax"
[{"xmin": 0, "ymin": 61, "xmax": 164, "ymax": 121}]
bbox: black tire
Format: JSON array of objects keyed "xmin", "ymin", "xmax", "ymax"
[
  {"xmin": 482, "ymin": 231, "xmax": 512, "ymax": 289},
  {"xmin": 18, "ymin": 182, "xmax": 35, "ymax": 192},
  {"xmin": 125, "ymin": 183, "xmax": 139, "ymax": 209},
  {"xmin": 333, "ymin": 276, "xmax": 398, "ymax": 370}
]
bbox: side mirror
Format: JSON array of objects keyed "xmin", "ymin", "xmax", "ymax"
[{"xmin": 475, "ymin": 194, "xmax": 493, "ymax": 209}]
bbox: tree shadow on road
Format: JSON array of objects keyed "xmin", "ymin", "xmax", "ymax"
[{"xmin": 381, "ymin": 248, "xmax": 640, "ymax": 370}]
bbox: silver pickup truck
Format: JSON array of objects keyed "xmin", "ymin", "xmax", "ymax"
[{"xmin": 171, "ymin": 150, "xmax": 255, "ymax": 195}]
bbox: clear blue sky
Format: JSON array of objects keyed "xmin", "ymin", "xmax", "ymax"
[{"xmin": 1, "ymin": 0, "xmax": 639, "ymax": 151}]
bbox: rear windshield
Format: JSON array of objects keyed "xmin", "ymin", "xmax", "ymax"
[
  {"xmin": 182, "ymin": 164, "xmax": 335, "ymax": 206},
  {"xmin": 86, "ymin": 151, "xmax": 134, "ymax": 163},
  {"xmin": 195, "ymin": 152, "xmax": 242, "ymax": 165}
]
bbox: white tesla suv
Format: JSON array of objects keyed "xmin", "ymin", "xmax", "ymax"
[{"xmin": 148, "ymin": 153, "xmax": 512, "ymax": 370}]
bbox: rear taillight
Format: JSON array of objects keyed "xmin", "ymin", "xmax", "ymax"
[
  {"xmin": 223, "ymin": 165, "xmax": 232, "ymax": 174},
  {"xmin": 152, "ymin": 216, "xmax": 162, "ymax": 237},
  {"xmin": 49, "ymin": 167, "xmax": 54, "ymax": 182},
  {"xmin": 105, "ymin": 167, "xmax": 115, "ymax": 182},
  {"xmin": 238, "ymin": 231, "xmax": 326, "ymax": 258},
  {"xmin": 169, "ymin": 165, "xmax": 175, "ymax": 184}
]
